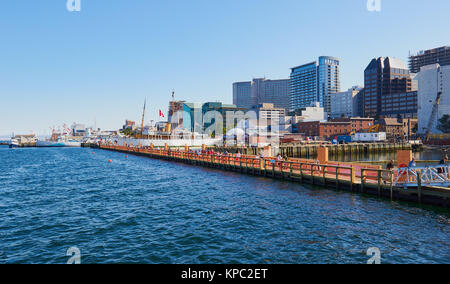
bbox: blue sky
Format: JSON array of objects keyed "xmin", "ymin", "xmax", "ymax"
[{"xmin": 0, "ymin": 0, "xmax": 448, "ymax": 136}]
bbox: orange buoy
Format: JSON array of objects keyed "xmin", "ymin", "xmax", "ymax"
[
  {"xmin": 108, "ymin": 160, "xmax": 112, "ymax": 163},
  {"xmin": 125, "ymin": 155, "xmax": 128, "ymax": 158}
]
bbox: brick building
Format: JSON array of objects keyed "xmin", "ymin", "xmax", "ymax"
[{"xmin": 330, "ymin": 117, "xmax": 375, "ymax": 133}]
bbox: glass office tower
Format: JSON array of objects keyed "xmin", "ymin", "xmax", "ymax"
[
  {"xmin": 318, "ymin": 56, "xmax": 341, "ymax": 114},
  {"xmin": 290, "ymin": 56, "xmax": 340, "ymax": 113},
  {"xmin": 289, "ymin": 62, "xmax": 318, "ymax": 111}
]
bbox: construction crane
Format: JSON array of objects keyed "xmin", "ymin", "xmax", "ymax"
[
  {"xmin": 140, "ymin": 99, "xmax": 146, "ymax": 138},
  {"xmin": 425, "ymin": 91, "xmax": 443, "ymax": 141},
  {"xmin": 424, "ymin": 66, "xmax": 443, "ymax": 142}
]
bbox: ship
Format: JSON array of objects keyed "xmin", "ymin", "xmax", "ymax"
[{"xmin": 36, "ymin": 126, "xmax": 81, "ymax": 147}]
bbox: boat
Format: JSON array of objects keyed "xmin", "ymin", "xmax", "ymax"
[
  {"xmin": 9, "ymin": 138, "xmax": 20, "ymax": 148},
  {"xmin": 8, "ymin": 135, "xmax": 37, "ymax": 148},
  {"xmin": 36, "ymin": 136, "xmax": 81, "ymax": 147}
]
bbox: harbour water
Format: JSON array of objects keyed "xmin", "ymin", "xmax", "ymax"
[{"xmin": 0, "ymin": 145, "xmax": 449, "ymax": 264}]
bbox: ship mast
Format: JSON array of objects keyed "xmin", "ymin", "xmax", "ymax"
[{"xmin": 140, "ymin": 99, "xmax": 146, "ymax": 138}]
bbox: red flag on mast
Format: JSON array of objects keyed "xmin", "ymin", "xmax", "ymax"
[{"xmin": 159, "ymin": 110, "xmax": 165, "ymax": 118}]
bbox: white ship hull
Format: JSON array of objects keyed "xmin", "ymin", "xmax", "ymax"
[{"xmin": 36, "ymin": 140, "xmax": 81, "ymax": 147}]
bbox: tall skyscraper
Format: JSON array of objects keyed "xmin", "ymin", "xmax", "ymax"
[
  {"xmin": 409, "ymin": 46, "xmax": 450, "ymax": 73},
  {"xmin": 363, "ymin": 57, "xmax": 416, "ymax": 119},
  {"xmin": 233, "ymin": 78, "xmax": 290, "ymax": 110},
  {"xmin": 289, "ymin": 62, "xmax": 318, "ymax": 111},
  {"xmin": 318, "ymin": 56, "xmax": 341, "ymax": 114},
  {"xmin": 289, "ymin": 56, "xmax": 340, "ymax": 114}
]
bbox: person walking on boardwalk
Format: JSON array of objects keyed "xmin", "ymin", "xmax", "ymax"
[
  {"xmin": 384, "ymin": 160, "xmax": 395, "ymax": 184},
  {"xmin": 408, "ymin": 158, "xmax": 416, "ymax": 168},
  {"xmin": 387, "ymin": 160, "xmax": 395, "ymax": 171},
  {"xmin": 437, "ymin": 155, "xmax": 448, "ymax": 175}
]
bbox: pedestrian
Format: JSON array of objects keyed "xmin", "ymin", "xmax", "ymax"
[
  {"xmin": 408, "ymin": 158, "xmax": 416, "ymax": 168},
  {"xmin": 386, "ymin": 160, "xmax": 395, "ymax": 171},
  {"xmin": 438, "ymin": 155, "xmax": 448, "ymax": 174}
]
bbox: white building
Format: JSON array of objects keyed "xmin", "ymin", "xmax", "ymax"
[
  {"xmin": 417, "ymin": 64, "xmax": 450, "ymax": 134},
  {"xmin": 295, "ymin": 102, "xmax": 327, "ymax": 122},
  {"xmin": 329, "ymin": 86, "xmax": 363, "ymax": 119},
  {"xmin": 254, "ymin": 103, "xmax": 286, "ymax": 126}
]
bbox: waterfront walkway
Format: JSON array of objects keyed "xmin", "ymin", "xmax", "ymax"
[{"xmin": 97, "ymin": 144, "xmax": 450, "ymax": 208}]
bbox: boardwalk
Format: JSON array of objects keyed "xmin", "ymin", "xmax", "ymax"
[{"xmin": 97, "ymin": 144, "xmax": 450, "ymax": 208}]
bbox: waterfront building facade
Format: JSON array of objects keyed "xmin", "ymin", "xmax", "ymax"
[
  {"xmin": 416, "ymin": 64, "xmax": 450, "ymax": 134},
  {"xmin": 331, "ymin": 117, "xmax": 375, "ymax": 133},
  {"xmin": 363, "ymin": 57, "xmax": 415, "ymax": 119},
  {"xmin": 409, "ymin": 46, "xmax": 450, "ymax": 73},
  {"xmin": 253, "ymin": 103, "xmax": 286, "ymax": 129},
  {"xmin": 290, "ymin": 56, "xmax": 341, "ymax": 113},
  {"xmin": 288, "ymin": 102, "xmax": 327, "ymax": 123},
  {"xmin": 202, "ymin": 102, "xmax": 248, "ymax": 133},
  {"xmin": 168, "ymin": 100, "xmax": 186, "ymax": 131},
  {"xmin": 296, "ymin": 121, "xmax": 352, "ymax": 139},
  {"xmin": 233, "ymin": 78, "xmax": 289, "ymax": 110},
  {"xmin": 329, "ymin": 86, "xmax": 364, "ymax": 119},
  {"xmin": 182, "ymin": 103, "xmax": 203, "ymax": 133}
]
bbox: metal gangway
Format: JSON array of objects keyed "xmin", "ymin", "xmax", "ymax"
[{"xmin": 394, "ymin": 165, "xmax": 450, "ymax": 187}]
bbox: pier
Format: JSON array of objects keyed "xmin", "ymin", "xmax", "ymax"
[
  {"xmin": 214, "ymin": 142, "xmax": 415, "ymax": 159},
  {"xmin": 95, "ymin": 144, "xmax": 450, "ymax": 208}
]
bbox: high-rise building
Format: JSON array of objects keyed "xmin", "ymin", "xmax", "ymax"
[
  {"xmin": 254, "ymin": 103, "xmax": 286, "ymax": 128},
  {"xmin": 329, "ymin": 86, "xmax": 364, "ymax": 119},
  {"xmin": 363, "ymin": 57, "xmax": 415, "ymax": 119},
  {"xmin": 416, "ymin": 64, "xmax": 450, "ymax": 134},
  {"xmin": 409, "ymin": 46, "xmax": 450, "ymax": 73},
  {"xmin": 318, "ymin": 56, "xmax": 341, "ymax": 114},
  {"xmin": 290, "ymin": 56, "xmax": 340, "ymax": 113},
  {"xmin": 233, "ymin": 81, "xmax": 252, "ymax": 110},
  {"xmin": 233, "ymin": 78, "xmax": 289, "ymax": 110}
]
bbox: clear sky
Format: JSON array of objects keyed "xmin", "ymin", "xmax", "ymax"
[{"xmin": 0, "ymin": 0, "xmax": 448, "ymax": 136}]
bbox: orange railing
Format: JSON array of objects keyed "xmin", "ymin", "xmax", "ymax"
[{"xmin": 99, "ymin": 144, "xmax": 393, "ymax": 188}]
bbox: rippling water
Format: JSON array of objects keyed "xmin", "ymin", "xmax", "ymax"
[{"xmin": 0, "ymin": 146, "xmax": 449, "ymax": 264}]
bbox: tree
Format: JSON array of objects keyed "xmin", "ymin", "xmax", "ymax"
[
  {"xmin": 437, "ymin": 115, "xmax": 450, "ymax": 133},
  {"xmin": 120, "ymin": 128, "xmax": 135, "ymax": 137}
]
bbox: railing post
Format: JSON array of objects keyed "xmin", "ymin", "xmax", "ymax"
[
  {"xmin": 336, "ymin": 166, "xmax": 339, "ymax": 190},
  {"xmin": 378, "ymin": 171, "xmax": 382, "ymax": 197},
  {"xmin": 290, "ymin": 162, "xmax": 293, "ymax": 179},
  {"xmin": 361, "ymin": 169, "xmax": 365, "ymax": 192},
  {"xmin": 390, "ymin": 171, "xmax": 394, "ymax": 201},
  {"xmin": 417, "ymin": 171, "xmax": 422, "ymax": 204},
  {"xmin": 300, "ymin": 163, "xmax": 304, "ymax": 182},
  {"xmin": 350, "ymin": 167, "xmax": 354, "ymax": 191},
  {"xmin": 323, "ymin": 165, "xmax": 327, "ymax": 186}
]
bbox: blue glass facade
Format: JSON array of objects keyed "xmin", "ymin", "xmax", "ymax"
[
  {"xmin": 290, "ymin": 56, "xmax": 340, "ymax": 113},
  {"xmin": 289, "ymin": 62, "xmax": 318, "ymax": 110}
]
